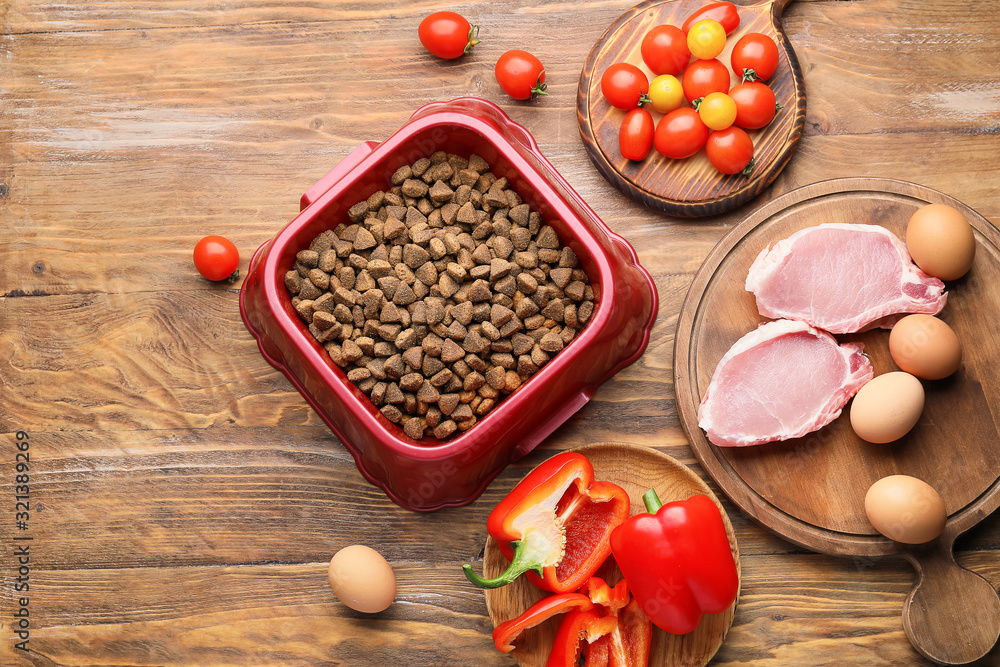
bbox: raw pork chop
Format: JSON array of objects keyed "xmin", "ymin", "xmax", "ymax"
[
  {"xmin": 745, "ymin": 223, "xmax": 947, "ymax": 334},
  {"xmin": 698, "ymin": 320, "xmax": 873, "ymax": 447}
]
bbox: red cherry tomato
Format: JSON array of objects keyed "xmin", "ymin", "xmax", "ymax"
[
  {"xmin": 193, "ymin": 236, "xmax": 240, "ymax": 282},
  {"xmin": 731, "ymin": 33, "xmax": 780, "ymax": 81},
  {"xmin": 729, "ymin": 80, "xmax": 780, "ymax": 129},
  {"xmin": 641, "ymin": 25, "xmax": 691, "ymax": 76},
  {"xmin": 654, "ymin": 108, "xmax": 710, "ymax": 159},
  {"xmin": 681, "ymin": 1, "xmax": 741, "ymax": 35},
  {"xmin": 418, "ymin": 11, "xmax": 480, "ymax": 59},
  {"xmin": 682, "ymin": 58, "xmax": 732, "ymax": 103},
  {"xmin": 495, "ymin": 50, "xmax": 547, "ymax": 100},
  {"xmin": 601, "ymin": 63, "xmax": 650, "ymax": 110},
  {"xmin": 705, "ymin": 126, "xmax": 755, "ymax": 174},
  {"xmin": 619, "ymin": 108, "xmax": 655, "ymax": 161}
]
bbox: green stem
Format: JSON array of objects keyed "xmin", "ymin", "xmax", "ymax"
[
  {"xmin": 462, "ymin": 540, "xmax": 544, "ymax": 589},
  {"xmin": 642, "ymin": 488, "xmax": 663, "ymax": 514},
  {"xmin": 531, "ymin": 73, "xmax": 549, "ymax": 99},
  {"xmin": 464, "ymin": 24, "xmax": 480, "ymax": 54}
]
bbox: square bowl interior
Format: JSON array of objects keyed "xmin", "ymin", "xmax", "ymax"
[{"xmin": 261, "ymin": 119, "xmax": 617, "ymax": 457}]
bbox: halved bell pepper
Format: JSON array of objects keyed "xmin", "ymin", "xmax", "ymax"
[
  {"xmin": 464, "ymin": 452, "xmax": 630, "ymax": 593},
  {"xmin": 609, "ymin": 490, "xmax": 739, "ymax": 635}
]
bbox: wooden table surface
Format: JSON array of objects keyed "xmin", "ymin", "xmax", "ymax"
[{"xmin": 2, "ymin": 1, "xmax": 998, "ymax": 665}]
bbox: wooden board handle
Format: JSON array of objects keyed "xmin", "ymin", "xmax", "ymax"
[{"xmin": 902, "ymin": 539, "xmax": 1000, "ymax": 664}]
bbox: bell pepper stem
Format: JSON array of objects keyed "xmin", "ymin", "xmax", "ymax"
[
  {"xmin": 642, "ymin": 488, "xmax": 663, "ymax": 514},
  {"xmin": 463, "ymin": 540, "xmax": 544, "ymax": 589}
]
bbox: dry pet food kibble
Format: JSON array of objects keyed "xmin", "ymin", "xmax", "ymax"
[{"xmin": 285, "ymin": 151, "xmax": 595, "ymax": 441}]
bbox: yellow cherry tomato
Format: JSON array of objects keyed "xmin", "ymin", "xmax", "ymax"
[
  {"xmin": 648, "ymin": 74, "xmax": 685, "ymax": 114},
  {"xmin": 698, "ymin": 92, "xmax": 738, "ymax": 130},
  {"xmin": 687, "ymin": 19, "xmax": 727, "ymax": 60}
]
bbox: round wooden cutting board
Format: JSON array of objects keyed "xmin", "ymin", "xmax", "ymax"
[
  {"xmin": 577, "ymin": 0, "xmax": 805, "ymax": 217},
  {"xmin": 673, "ymin": 178, "xmax": 1000, "ymax": 664},
  {"xmin": 482, "ymin": 442, "xmax": 740, "ymax": 667}
]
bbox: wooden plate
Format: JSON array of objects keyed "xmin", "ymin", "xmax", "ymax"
[
  {"xmin": 577, "ymin": 0, "xmax": 805, "ymax": 217},
  {"xmin": 673, "ymin": 178, "xmax": 1000, "ymax": 664},
  {"xmin": 483, "ymin": 442, "xmax": 740, "ymax": 667}
]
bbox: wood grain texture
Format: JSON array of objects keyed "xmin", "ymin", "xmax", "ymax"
[
  {"xmin": 2, "ymin": 0, "xmax": 999, "ymax": 665},
  {"xmin": 577, "ymin": 0, "xmax": 806, "ymax": 216}
]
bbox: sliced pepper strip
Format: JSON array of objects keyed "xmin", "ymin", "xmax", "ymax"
[
  {"xmin": 610, "ymin": 490, "xmax": 739, "ymax": 635},
  {"xmin": 464, "ymin": 452, "xmax": 630, "ymax": 593},
  {"xmin": 609, "ymin": 598, "xmax": 653, "ymax": 667},
  {"xmin": 580, "ymin": 581, "xmax": 651, "ymax": 667},
  {"xmin": 547, "ymin": 596, "xmax": 651, "ymax": 667},
  {"xmin": 492, "ymin": 592, "xmax": 593, "ymax": 653},
  {"xmin": 546, "ymin": 608, "xmax": 618, "ymax": 667}
]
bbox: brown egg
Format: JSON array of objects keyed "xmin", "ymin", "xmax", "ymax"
[
  {"xmin": 905, "ymin": 203, "xmax": 975, "ymax": 281},
  {"xmin": 889, "ymin": 314, "xmax": 962, "ymax": 380},
  {"xmin": 865, "ymin": 475, "xmax": 947, "ymax": 544},
  {"xmin": 328, "ymin": 545, "xmax": 396, "ymax": 613},
  {"xmin": 850, "ymin": 372, "xmax": 924, "ymax": 444}
]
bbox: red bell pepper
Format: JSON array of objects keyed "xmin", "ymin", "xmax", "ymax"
[
  {"xmin": 546, "ymin": 608, "xmax": 618, "ymax": 667},
  {"xmin": 582, "ymin": 599, "xmax": 652, "ymax": 667},
  {"xmin": 549, "ymin": 579, "xmax": 652, "ymax": 667},
  {"xmin": 492, "ymin": 592, "xmax": 594, "ymax": 653},
  {"xmin": 464, "ymin": 452, "xmax": 630, "ymax": 593},
  {"xmin": 610, "ymin": 490, "xmax": 739, "ymax": 635}
]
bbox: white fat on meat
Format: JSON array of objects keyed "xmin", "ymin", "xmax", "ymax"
[
  {"xmin": 745, "ymin": 223, "xmax": 947, "ymax": 334},
  {"xmin": 698, "ymin": 320, "xmax": 873, "ymax": 447}
]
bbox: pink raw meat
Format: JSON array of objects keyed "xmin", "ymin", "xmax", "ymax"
[
  {"xmin": 745, "ymin": 223, "xmax": 947, "ymax": 334},
  {"xmin": 698, "ymin": 320, "xmax": 873, "ymax": 447}
]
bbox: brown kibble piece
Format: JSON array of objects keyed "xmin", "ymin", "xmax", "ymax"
[
  {"xmin": 381, "ymin": 404, "xmax": 403, "ymax": 423},
  {"xmin": 468, "ymin": 279, "xmax": 492, "ymax": 302},
  {"xmin": 433, "ymin": 420, "xmax": 458, "ymax": 439},
  {"xmin": 404, "ymin": 418, "xmax": 425, "ymax": 440},
  {"xmin": 504, "ymin": 370, "xmax": 522, "ymax": 393},
  {"xmin": 565, "ymin": 281, "xmax": 586, "ymax": 301},
  {"xmin": 549, "ymin": 267, "xmax": 573, "ymax": 289},
  {"xmin": 485, "ymin": 366, "xmax": 506, "ymax": 389},
  {"xmin": 438, "ymin": 393, "xmax": 460, "ymax": 415},
  {"xmin": 456, "ymin": 201, "xmax": 477, "ymax": 224},
  {"xmin": 429, "ymin": 180, "xmax": 454, "ymax": 203},
  {"xmin": 401, "ymin": 178, "xmax": 429, "ymax": 198},
  {"xmin": 536, "ymin": 225, "xmax": 560, "ymax": 249},
  {"xmin": 347, "ymin": 202, "xmax": 369, "ymax": 223},
  {"xmin": 539, "ymin": 331, "xmax": 564, "ymax": 353},
  {"xmin": 417, "ymin": 380, "xmax": 440, "ymax": 404},
  {"xmin": 441, "ymin": 337, "xmax": 466, "ymax": 363},
  {"xmin": 391, "ymin": 165, "xmax": 412, "ymax": 185}
]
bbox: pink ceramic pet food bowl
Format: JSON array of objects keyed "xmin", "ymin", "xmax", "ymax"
[{"xmin": 239, "ymin": 97, "xmax": 657, "ymax": 511}]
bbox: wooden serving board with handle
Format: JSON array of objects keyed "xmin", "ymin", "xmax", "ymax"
[
  {"xmin": 673, "ymin": 178, "xmax": 1000, "ymax": 664},
  {"xmin": 577, "ymin": 0, "xmax": 805, "ymax": 217}
]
